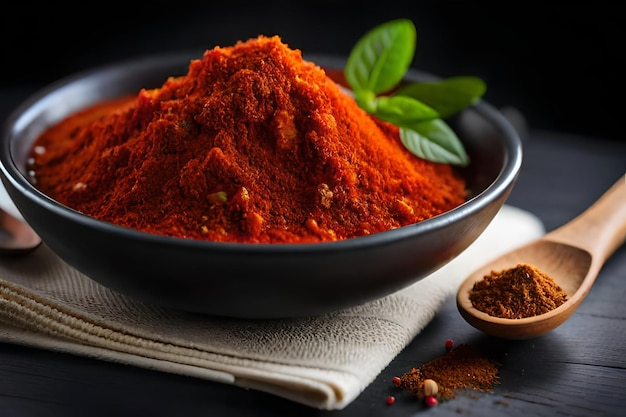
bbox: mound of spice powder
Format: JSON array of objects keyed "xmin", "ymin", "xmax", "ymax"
[
  {"xmin": 28, "ymin": 35, "xmax": 466, "ymax": 243},
  {"xmin": 469, "ymin": 263, "xmax": 568, "ymax": 318}
]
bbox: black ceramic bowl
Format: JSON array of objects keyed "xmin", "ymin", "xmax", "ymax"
[{"xmin": 0, "ymin": 53, "xmax": 521, "ymax": 319}]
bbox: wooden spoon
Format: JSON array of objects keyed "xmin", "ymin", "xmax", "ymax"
[
  {"xmin": 457, "ymin": 174, "xmax": 626, "ymax": 339},
  {"xmin": 0, "ymin": 208, "xmax": 41, "ymax": 254}
]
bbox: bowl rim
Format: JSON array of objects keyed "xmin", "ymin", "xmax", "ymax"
[{"xmin": 0, "ymin": 52, "xmax": 522, "ymax": 254}]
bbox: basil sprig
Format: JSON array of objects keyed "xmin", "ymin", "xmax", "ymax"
[{"xmin": 345, "ymin": 19, "xmax": 486, "ymax": 167}]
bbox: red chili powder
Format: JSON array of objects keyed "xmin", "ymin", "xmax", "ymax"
[{"xmin": 28, "ymin": 35, "xmax": 467, "ymax": 243}]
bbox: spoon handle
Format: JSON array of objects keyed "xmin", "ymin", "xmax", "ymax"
[{"xmin": 546, "ymin": 174, "xmax": 626, "ymax": 263}]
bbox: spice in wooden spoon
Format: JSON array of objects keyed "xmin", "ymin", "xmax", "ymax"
[{"xmin": 457, "ymin": 174, "xmax": 626, "ymax": 339}]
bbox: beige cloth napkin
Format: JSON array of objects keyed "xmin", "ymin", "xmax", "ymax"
[{"xmin": 0, "ymin": 200, "xmax": 544, "ymax": 410}]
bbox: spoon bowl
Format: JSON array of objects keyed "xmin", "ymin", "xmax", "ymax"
[
  {"xmin": 0, "ymin": 209, "xmax": 41, "ymax": 254},
  {"xmin": 457, "ymin": 174, "xmax": 626, "ymax": 339}
]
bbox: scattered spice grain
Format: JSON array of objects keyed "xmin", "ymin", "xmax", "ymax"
[
  {"xmin": 393, "ymin": 343, "xmax": 500, "ymax": 403},
  {"xmin": 469, "ymin": 263, "xmax": 568, "ymax": 319}
]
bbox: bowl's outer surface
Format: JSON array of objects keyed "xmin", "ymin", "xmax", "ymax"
[{"xmin": 0, "ymin": 53, "xmax": 521, "ymax": 318}]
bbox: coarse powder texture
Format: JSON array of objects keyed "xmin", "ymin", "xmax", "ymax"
[
  {"xmin": 29, "ymin": 35, "xmax": 467, "ymax": 243},
  {"xmin": 396, "ymin": 344, "xmax": 500, "ymax": 401},
  {"xmin": 469, "ymin": 263, "xmax": 568, "ymax": 318}
]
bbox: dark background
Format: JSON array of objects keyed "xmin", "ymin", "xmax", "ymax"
[{"xmin": 2, "ymin": 1, "xmax": 624, "ymax": 142}]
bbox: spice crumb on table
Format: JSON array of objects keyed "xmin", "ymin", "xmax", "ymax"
[{"xmin": 392, "ymin": 341, "xmax": 500, "ymax": 407}]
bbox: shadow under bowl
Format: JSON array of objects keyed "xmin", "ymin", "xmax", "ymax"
[{"xmin": 0, "ymin": 53, "xmax": 522, "ymax": 319}]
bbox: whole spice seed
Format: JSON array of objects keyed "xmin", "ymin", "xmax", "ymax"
[
  {"xmin": 425, "ymin": 395, "xmax": 438, "ymax": 407},
  {"xmin": 469, "ymin": 263, "xmax": 568, "ymax": 318},
  {"xmin": 423, "ymin": 379, "xmax": 438, "ymax": 396}
]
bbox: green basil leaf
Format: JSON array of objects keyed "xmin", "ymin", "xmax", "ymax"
[
  {"xmin": 400, "ymin": 120, "xmax": 470, "ymax": 166},
  {"xmin": 374, "ymin": 95, "xmax": 439, "ymax": 125},
  {"xmin": 343, "ymin": 18, "xmax": 480, "ymax": 167},
  {"xmin": 394, "ymin": 76, "xmax": 486, "ymax": 118},
  {"xmin": 345, "ymin": 19, "xmax": 416, "ymax": 95},
  {"xmin": 354, "ymin": 89, "xmax": 378, "ymax": 114}
]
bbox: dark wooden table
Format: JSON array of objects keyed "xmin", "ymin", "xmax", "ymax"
[{"xmin": 0, "ymin": 87, "xmax": 625, "ymax": 416}]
